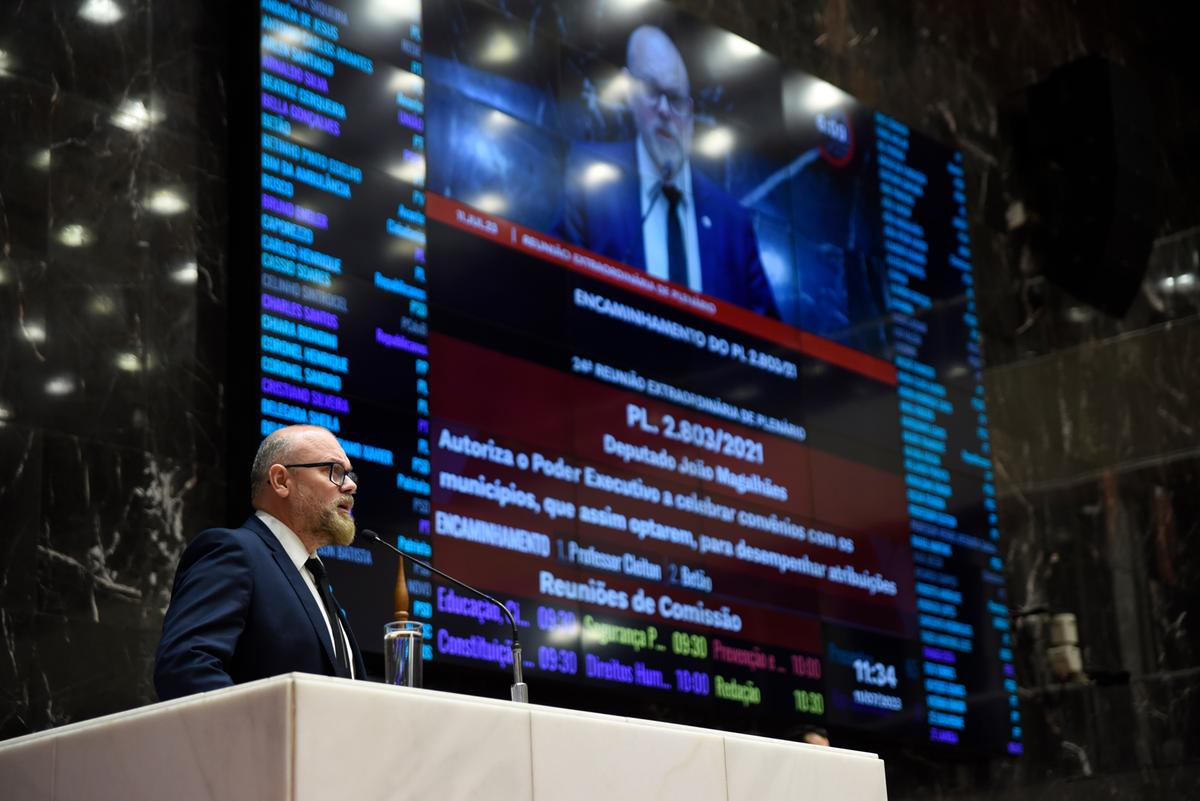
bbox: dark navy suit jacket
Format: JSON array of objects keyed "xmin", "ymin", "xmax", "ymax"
[
  {"xmin": 559, "ymin": 140, "xmax": 780, "ymax": 319},
  {"xmin": 155, "ymin": 515, "xmax": 366, "ymax": 701}
]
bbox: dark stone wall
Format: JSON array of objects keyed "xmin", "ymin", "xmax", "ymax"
[{"xmin": 1, "ymin": 1, "xmax": 1196, "ymax": 797}]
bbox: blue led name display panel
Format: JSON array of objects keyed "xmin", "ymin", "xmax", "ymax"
[{"xmin": 253, "ymin": 0, "xmax": 1018, "ymax": 755}]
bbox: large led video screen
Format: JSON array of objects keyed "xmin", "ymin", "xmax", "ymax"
[{"xmin": 252, "ymin": 0, "xmax": 1020, "ymax": 754}]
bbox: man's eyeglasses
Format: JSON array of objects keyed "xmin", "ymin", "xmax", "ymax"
[
  {"xmin": 628, "ymin": 71, "xmax": 693, "ymax": 117},
  {"xmin": 284, "ymin": 462, "xmax": 357, "ymax": 488}
]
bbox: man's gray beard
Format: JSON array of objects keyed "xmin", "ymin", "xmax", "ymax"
[{"xmin": 318, "ymin": 505, "xmax": 356, "ymax": 546}]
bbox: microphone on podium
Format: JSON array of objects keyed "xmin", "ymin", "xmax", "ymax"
[{"xmin": 357, "ymin": 528, "xmax": 529, "ymax": 703}]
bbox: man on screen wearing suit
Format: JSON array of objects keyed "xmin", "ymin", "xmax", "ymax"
[
  {"xmin": 560, "ymin": 25, "xmax": 780, "ymax": 319},
  {"xmin": 155, "ymin": 424, "xmax": 366, "ymax": 700}
]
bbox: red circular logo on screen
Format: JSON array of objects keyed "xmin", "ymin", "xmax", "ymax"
[{"xmin": 817, "ymin": 109, "xmax": 855, "ymax": 167}]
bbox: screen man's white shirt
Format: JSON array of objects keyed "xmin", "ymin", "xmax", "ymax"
[{"xmin": 637, "ymin": 136, "xmax": 703, "ymax": 292}]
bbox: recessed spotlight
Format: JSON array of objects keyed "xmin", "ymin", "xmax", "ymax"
[
  {"xmin": 600, "ymin": 72, "xmax": 632, "ymax": 106},
  {"xmin": 608, "ymin": 0, "xmax": 655, "ymax": 12},
  {"xmin": 385, "ymin": 157, "xmax": 425, "ymax": 186},
  {"xmin": 89, "ymin": 295, "xmax": 117, "ymax": 315},
  {"xmin": 804, "ymin": 80, "xmax": 847, "ymax": 112},
  {"xmin": 58, "ymin": 223, "xmax": 93, "ymax": 247},
  {"xmin": 388, "ymin": 69, "xmax": 424, "ymax": 95},
  {"xmin": 171, "ymin": 261, "xmax": 198, "ymax": 284},
  {"xmin": 472, "ymin": 193, "xmax": 507, "ymax": 214},
  {"xmin": 30, "ymin": 149, "xmax": 51, "ymax": 169},
  {"xmin": 1065, "ymin": 306, "xmax": 1094, "ymax": 323},
  {"xmin": 45, "ymin": 376, "xmax": 75, "ymax": 396},
  {"xmin": 365, "ymin": 0, "xmax": 420, "ymax": 24},
  {"xmin": 144, "ymin": 188, "xmax": 188, "ymax": 215},
  {"xmin": 696, "ymin": 127, "xmax": 736, "ymax": 158},
  {"xmin": 79, "ymin": 0, "xmax": 125, "ymax": 25},
  {"xmin": 485, "ymin": 109, "xmax": 515, "ymax": 132},
  {"xmin": 114, "ymin": 352, "xmax": 142, "ymax": 372},
  {"xmin": 110, "ymin": 98, "xmax": 163, "ymax": 132},
  {"xmin": 0, "ymin": 49, "xmax": 13, "ymax": 78},
  {"xmin": 725, "ymin": 33, "xmax": 762, "ymax": 59},
  {"xmin": 21, "ymin": 322, "xmax": 46, "ymax": 343},
  {"xmin": 581, "ymin": 161, "xmax": 619, "ymax": 189},
  {"xmin": 1159, "ymin": 272, "xmax": 1196, "ymax": 293},
  {"xmin": 945, "ymin": 363, "xmax": 970, "ymax": 380},
  {"xmin": 479, "ymin": 32, "xmax": 519, "ymax": 65},
  {"xmin": 0, "ymin": 403, "xmax": 12, "ymax": 420}
]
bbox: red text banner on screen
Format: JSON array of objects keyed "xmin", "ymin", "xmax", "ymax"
[{"xmin": 426, "ymin": 193, "xmax": 896, "ymax": 387}]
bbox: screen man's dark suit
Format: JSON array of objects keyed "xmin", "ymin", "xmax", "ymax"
[
  {"xmin": 560, "ymin": 140, "xmax": 780, "ymax": 319},
  {"xmin": 155, "ymin": 515, "xmax": 366, "ymax": 700}
]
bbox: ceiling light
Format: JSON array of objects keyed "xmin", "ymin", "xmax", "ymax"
[
  {"xmin": 696, "ymin": 127, "xmax": 735, "ymax": 158},
  {"xmin": 0, "ymin": 403, "xmax": 12, "ymax": 420},
  {"xmin": 0, "ymin": 49, "xmax": 13, "ymax": 78},
  {"xmin": 366, "ymin": 0, "xmax": 420, "ymax": 24},
  {"xmin": 804, "ymin": 80, "xmax": 847, "ymax": 112},
  {"xmin": 79, "ymin": 0, "xmax": 125, "ymax": 25},
  {"xmin": 600, "ymin": 72, "xmax": 632, "ymax": 106},
  {"xmin": 388, "ymin": 69, "xmax": 424, "ymax": 95},
  {"xmin": 581, "ymin": 161, "xmax": 620, "ymax": 189},
  {"xmin": 114, "ymin": 352, "xmax": 142, "ymax": 372},
  {"xmin": 171, "ymin": 261, "xmax": 198, "ymax": 284},
  {"xmin": 89, "ymin": 295, "xmax": 117, "ymax": 314},
  {"xmin": 145, "ymin": 188, "xmax": 189, "ymax": 215},
  {"xmin": 58, "ymin": 224, "xmax": 93, "ymax": 247},
  {"xmin": 110, "ymin": 98, "xmax": 163, "ymax": 132},
  {"xmin": 485, "ymin": 109, "xmax": 515, "ymax": 132},
  {"xmin": 472, "ymin": 193, "xmax": 507, "ymax": 214},
  {"xmin": 45, "ymin": 376, "xmax": 76, "ymax": 396},
  {"xmin": 945, "ymin": 363, "xmax": 970, "ymax": 380},
  {"xmin": 21, "ymin": 322, "xmax": 46, "ymax": 343},
  {"xmin": 1065, "ymin": 306, "xmax": 1094, "ymax": 323},
  {"xmin": 30, "ymin": 149, "xmax": 51, "ymax": 169},
  {"xmin": 1159, "ymin": 272, "xmax": 1196, "ymax": 293},
  {"xmin": 725, "ymin": 33, "xmax": 762, "ymax": 59},
  {"xmin": 608, "ymin": 0, "xmax": 655, "ymax": 11},
  {"xmin": 480, "ymin": 32, "xmax": 519, "ymax": 65},
  {"xmin": 386, "ymin": 157, "xmax": 425, "ymax": 186}
]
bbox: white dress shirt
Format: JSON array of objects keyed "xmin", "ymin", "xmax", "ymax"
[
  {"xmin": 255, "ymin": 510, "xmax": 354, "ymax": 678},
  {"xmin": 636, "ymin": 136, "xmax": 703, "ymax": 292}
]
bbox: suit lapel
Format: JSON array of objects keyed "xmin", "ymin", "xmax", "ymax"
[
  {"xmin": 246, "ymin": 516, "xmax": 339, "ymax": 673},
  {"xmin": 617, "ymin": 162, "xmax": 646, "ymax": 271},
  {"xmin": 692, "ymin": 171, "xmax": 721, "ymax": 295}
]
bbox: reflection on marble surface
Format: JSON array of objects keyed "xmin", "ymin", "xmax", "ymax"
[
  {"xmin": 293, "ymin": 678, "xmax": 534, "ymax": 801},
  {"xmin": 530, "ymin": 706, "xmax": 728, "ymax": 801},
  {"xmin": 0, "ymin": 1, "xmax": 1198, "ymax": 800}
]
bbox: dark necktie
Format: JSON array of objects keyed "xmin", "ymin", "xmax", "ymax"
[
  {"xmin": 662, "ymin": 182, "xmax": 687, "ymax": 287},
  {"xmin": 305, "ymin": 557, "xmax": 351, "ymax": 677}
]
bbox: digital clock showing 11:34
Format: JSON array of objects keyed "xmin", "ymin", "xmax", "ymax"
[{"xmin": 853, "ymin": 659, "xmax": 898, "ymax": 688}]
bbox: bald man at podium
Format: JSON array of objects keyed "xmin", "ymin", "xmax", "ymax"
[{"xmin": 155, "ymin": 425, "xmax": 367, "ymax": 699}]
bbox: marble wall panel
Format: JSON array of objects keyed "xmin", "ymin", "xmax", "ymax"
[
  {"xmin": 43, "ymin": 0, "xmax": 154, "ymax": 110},
  {"xmin": 0, "ymin": 425, "xmax": 40, "ymax": 740},
  {"xmin": 987, "ymin": 316, "xmax": 1200, "ymax": 493}
]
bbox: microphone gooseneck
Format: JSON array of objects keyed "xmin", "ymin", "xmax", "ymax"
[{"xmin": 359, "ymin": 528, "xmax": 529, "ymax": 703}]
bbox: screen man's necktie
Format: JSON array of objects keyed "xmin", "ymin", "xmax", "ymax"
[{"xmin": 663, "ymin": 183, "xmax": 687, "ymax": 287}]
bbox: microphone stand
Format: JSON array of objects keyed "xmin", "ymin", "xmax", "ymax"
[{"xmin": 359, "ymin": 529, "xmax": 529, "ymax": 703}]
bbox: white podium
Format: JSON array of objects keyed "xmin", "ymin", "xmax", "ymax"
[{"xmin": 0, "ymin": 674, "xmax": 888, "ymax": 801}]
